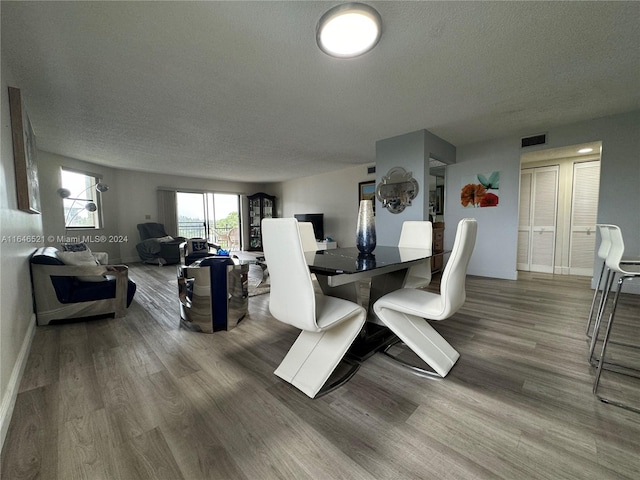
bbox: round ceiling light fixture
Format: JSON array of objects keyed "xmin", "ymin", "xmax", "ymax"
[{"xmin": 316, "ymin": 3, "xmax": 382, "ymax": 58}]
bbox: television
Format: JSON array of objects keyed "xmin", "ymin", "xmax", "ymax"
[{"xmin": 294, "ymin": 213, "xmax": 324, "ymax": 241}]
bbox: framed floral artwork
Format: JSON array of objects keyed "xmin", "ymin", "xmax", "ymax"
[{"xmin": 461, "ymin": 171, "xmax": 500, "ymax": 208}]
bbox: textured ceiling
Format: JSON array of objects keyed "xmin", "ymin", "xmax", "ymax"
[{"xmin": 2, "ymin": 1, "xmax": 639, "ymax": 183}]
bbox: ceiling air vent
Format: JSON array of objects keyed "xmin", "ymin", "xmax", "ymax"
[{"xmin": 521, "ymin": 133, "xmax": 547, "ymax": 148}]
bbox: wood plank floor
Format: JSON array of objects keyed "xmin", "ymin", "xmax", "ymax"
[{"xmin": 2, "ymin": 263, "xmax": 639, "ymax": 479}]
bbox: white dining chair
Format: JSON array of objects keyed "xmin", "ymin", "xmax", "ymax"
[
  {"xmin": 398, "ymin": 221, "xmax": 433, "ymax": 289},
  {"xmin": 373, "ymin": 218, "xmax": 477, "ymax": 377},
  {"xmin": 592, "ymin": 224, "xmax": 640, "ymax": 413},
  {"xmin": 261, "ymin": 218, "xmax": 366, "ymax": 398},
  {"xmin": 298, "ymin": 221, "xmax": 318, "ymax": 252}
]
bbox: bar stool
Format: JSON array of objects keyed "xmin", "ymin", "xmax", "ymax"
[
  {"xmin": 592, "ymin": 224, "xmax": 640, "ymax": 413},
  {"xmin": 585, "ymin": 224, "xmax": 612, "ymax": 339},
  {"xmin": 588, "ymin": 225, "xmax": 640, "ymax": 364}
]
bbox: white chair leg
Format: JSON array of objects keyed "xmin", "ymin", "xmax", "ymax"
[
  {"xmin": 376, "ymin": 308, "xmax": 460, "ymax": 377},
  {"xmin": 274, "ymin": 316, "xmax": 365, "ymax": 398}
]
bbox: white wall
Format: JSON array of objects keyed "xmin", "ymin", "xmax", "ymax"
[
  {"xmin": 38, "ymin": 151, "xmax": 122, "ymax": 260},
  {"xmin": 446, "ymin": 137, "xmax": 522, "ymax": 279},
  {"xmin": 0, "ymin": 61, "xmax": 41, "ymax": 448},
  {"xmin": 114, "ymin": 169, "xmax": 274, "ymax": 262},
  {"xmin": 279, "ymin": 163, "xmax": 375, "ymax": 247},
  {"xmin": 37, "ymin": 152, "xmax": 276, "ymax": 263},
  {"xmin": 446, "ymin": 110, "xmax": 640, "ymax": 286},
  {"xmin": 280, "ymin": 111, "xmax": 638, "ymax": 289},
  {"xmin": 374, "ymin": 129, "xmax": 455, "ymax": 246}
]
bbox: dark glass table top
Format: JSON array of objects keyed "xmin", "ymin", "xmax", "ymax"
[{"xmin": 304, "ymin": 246, "xmax": 433, "ymax": 276}]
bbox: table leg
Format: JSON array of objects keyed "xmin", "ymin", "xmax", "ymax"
[
  {"xmin": 368, "ymin": 269, "xmax": 407, "ymax": 323},
  {"xmin": 256, "ymin": 262, "xmax": 269, "ymax": 287},
  {"xmin": 317, "ymin": 268, "xmax": 409, "ymax": 362},
  {"xmin": 316, "ymin": 275, "xmax": 360, "ymax": 305}
]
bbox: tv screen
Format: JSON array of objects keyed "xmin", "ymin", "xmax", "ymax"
[{"xmin": 294, "ymin": 213, "xmax": 324, "ymax": 241}]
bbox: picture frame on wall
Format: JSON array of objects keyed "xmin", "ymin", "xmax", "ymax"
[
  {"xmin": 359, "ymin": 180, "xmax": 376, "ymax": 215},
  {"xmin": 8, "ymin": 86, "xmax": 40, "ymax": 214}
]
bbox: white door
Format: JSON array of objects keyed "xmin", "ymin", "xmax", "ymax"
[
  {"xmin": 518, "ymin": 165, "xmax": 559, "ymax": 273},
  {"xmin": 569, "ymin": 161, "xmax": 601, "ymax": 276},
  {"xmin": 517, "ymin": 171, "xmax": 532, "ymax": 271}
]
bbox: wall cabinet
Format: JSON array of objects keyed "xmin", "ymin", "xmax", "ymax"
[
  {"xmin": 431, "ymin": 222, "xmax": 445, "ymax": 272},
  {"xmin": 248, "ymin": 193, "xmax": 276, "ymax": 251}
]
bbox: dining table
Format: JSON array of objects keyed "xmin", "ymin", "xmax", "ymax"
[{"xmin": 305, "ymin": 245, "xmax": 441, "ymax": 361}]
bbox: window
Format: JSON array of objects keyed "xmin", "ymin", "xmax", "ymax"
[
  {"xmin": 61, "ymin": 169, "xmax": 104, "ymax": 228},
  {"xmin": 176, "ymin": 191, "xmax": 241, "ymax": 250}
]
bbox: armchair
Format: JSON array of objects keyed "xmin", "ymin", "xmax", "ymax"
[
  {"xmin": 136, "ymin": 222, "xmax": 185, "ymax": 265},
  {"xmin": 179, "ymin": 238, "xmax": 221, "ymax": 266},
  {"xmin": 30, "ymin": 247, "xmax": 136, "ymax": 325}
]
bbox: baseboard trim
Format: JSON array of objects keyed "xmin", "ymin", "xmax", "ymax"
[
  {"xmin": 468, "ymin": 268, "xmax": 518, "ymax": 281},
  {"xmin": 0, "ymin": 314, "xmax": 36, "ymax": 451}
]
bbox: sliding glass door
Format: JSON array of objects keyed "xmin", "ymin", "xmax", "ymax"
[
  {"xmin": 176, "ymin": 192, "xmax": 241, "ymax": 250},
  {"xmin": 177, "ymin": 192, "xmax": 207, "ymax": 239},
  {"xmin": 211, "ymin": 193, "xmax": 241, "ymax": 250}
]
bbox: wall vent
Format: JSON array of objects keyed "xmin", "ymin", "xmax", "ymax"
[
  {"xmin": 521, "ymin": 133, "xmax": 547, "ymax": 148},
  {"xmin": 367, "ymin": 166, "xmax": 376, "ymax": 174}
]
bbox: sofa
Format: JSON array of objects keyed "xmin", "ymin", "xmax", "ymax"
[{"xmin": 30, "ymin": 247, "xmax": 136, "ymax": 325}]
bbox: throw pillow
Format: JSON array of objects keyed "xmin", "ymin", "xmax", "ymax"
[
  {"xmin": 188, "ymin": 238, "xmax": 208, "ymax": 253},
  {"xmin": 61, "ymin": 242, "xmax": 89, "ymax": 252},
  {"xmin": 56, "ymin": 250, "xmax": 107, "ymax": 282}
]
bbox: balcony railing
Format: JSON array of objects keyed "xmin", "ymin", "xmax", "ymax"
[
  {"xmin": 177, "ymin": 222, "xmax": 239, "ymax": 250},
  {"xmin": 177, "ymin": 222, "xmax": 206, "ymax": 240}
]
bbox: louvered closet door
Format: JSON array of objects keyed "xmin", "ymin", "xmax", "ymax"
[
  {"xmin": 518, "ymin": 171, "xmax": 533, "ymax": 271},
  {"xmin": 519, "ymin": 166, "xmax": 559, "ymax": 273},
  {"xmin": 530, "ymin": 166, "xmax": 559, "ymax": 273},
  {"xmin": 569, "ymin": 161, "xmax": 600, "ymax": 276}
]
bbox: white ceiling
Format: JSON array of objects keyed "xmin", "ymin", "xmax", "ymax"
[{"xmin": 2, "ymin": 1, "xmax": 639, "ymax": 183}]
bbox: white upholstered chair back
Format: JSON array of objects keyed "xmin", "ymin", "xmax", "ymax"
[
  {"xmin": 398, "ymin": 221, "xmax": 433, "ymax": 249},
  {"xmin": 298, "ymin": 222, "xmax": 318, "ymax": 252},
  {"xmin": 597, "ymin": 225, "xmax": 612, "ymax": 261},
  {"xmin": 604, "ymin": 225, "xmax": 626, "ymax": 273},
  {"xmin": 262, "ymin": 218, "xmax": 319, "ymax": 332},
  {"xmin": 399, "ymin": 221, "xmax": 433, "ymax": 288},
  {"xmin": 439, "ymin": 218, "xmax": 477, "ymax": 318}
]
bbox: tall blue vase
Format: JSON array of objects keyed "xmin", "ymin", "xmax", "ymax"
[{"xmin": 356, "ymin": 200, "xmax": 376, "ymax": 254}]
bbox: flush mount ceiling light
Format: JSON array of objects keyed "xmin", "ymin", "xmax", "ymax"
[{"xmin": 316, "ymin": 3, "xmax": 382, "ymax": 58}]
